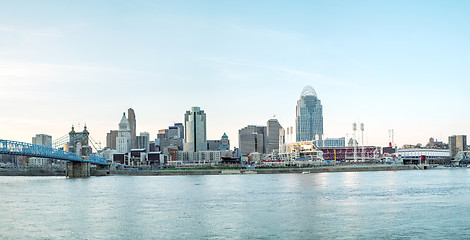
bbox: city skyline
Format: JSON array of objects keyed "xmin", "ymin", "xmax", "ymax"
[{"xmin": 1, "ymin": 1, "xmax": 469, "ymax": 148}]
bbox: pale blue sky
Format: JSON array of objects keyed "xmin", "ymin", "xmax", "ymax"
[{"xmin": 0, "ymin": 0, "xmax": 469, "ymax": 147}]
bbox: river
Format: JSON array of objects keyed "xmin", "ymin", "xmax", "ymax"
[{"xmin": 1, "ymin": 168, "xmax": 470, "ymax": 239}]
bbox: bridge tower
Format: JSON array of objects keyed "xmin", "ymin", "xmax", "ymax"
[
  {"xmin": 68, "ymin": 125, "xmax": 90, "ymax": 157},
  {"xmin": 66, "ymin": 125, "xmax": 91, "ymax": 178}
]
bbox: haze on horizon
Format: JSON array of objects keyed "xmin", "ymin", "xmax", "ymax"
[{"xmin": 0, "ymin": 1, "xmax": 469, "ymax": 148}]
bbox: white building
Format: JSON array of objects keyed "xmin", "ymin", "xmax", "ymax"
[
  {"xmin": 279, "ymin": 141, "xmax": 324, "ymax": 162},
  {"xmin": 398, "ymin": 148, "xmax": 449, "ymax": 160},
  {"xmin": 116, "ymin": 112, "xmax": 131, "ymax": 154}
]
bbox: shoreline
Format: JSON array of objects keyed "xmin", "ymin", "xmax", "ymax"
[
  {"xmin": 0, "ymin": 165, "xmax": 416, "ymax": 177},
  {"xmin": 110, "ymin": 164, "xmax": 416, "ymax": 176}
]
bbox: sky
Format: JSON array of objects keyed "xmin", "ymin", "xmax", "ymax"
[{"xmin": 0, "ymin": 0, "xmax": 469, "ymax": 148}]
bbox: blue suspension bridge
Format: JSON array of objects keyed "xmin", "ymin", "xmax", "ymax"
[
  {"xmin": 0, "ymin": 125, "xmax": 109, "ymax": 177},
  {"xmin": 0, "ymin": 139, "xmax": 108, "ymax": 165}
]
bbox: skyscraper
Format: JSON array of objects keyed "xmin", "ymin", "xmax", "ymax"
[
  {"xmin": 32, "ymin": 134, "xmax": 52, "ymax": 146},
  {"xmin": 183, "ymin": 107, "xmax": 207, "ymax": 152},
  {"xmin": 128, "ymin": 108, "xmax": 136, "ymax": 149},
  {"xmin": 266, "ymin": 119, "xmax": 283, "ymax": 154},
  {"xmin": 449, "ymin": 135, "xmax": 467, "ymax": 158},
  {"xmin": 239, "ymin": 125, "xmax": 266, "ymax": 156},
  {"xmin": 106, "ymin": 130, "xmax": 118, "ymax": 150},
  {"xmin": 136, "ymin": 132, "xmax": 150, "ymax": 151},
  {"xmin": 296, "ymin": 85, "xmax": 323, "ymax": 144},
  {"xmin": 116, "ymin": 112, "xmax": 131, "ymax": 153}
]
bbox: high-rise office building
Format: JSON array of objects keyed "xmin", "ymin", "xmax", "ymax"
[
  {"xmin": 30, "ymin": 134, "xmax": 52, "ymax": 167},
  {"xmin": 106, "ymin": 130, "xmax": 119, "ymax": 150},
  {"xmin": 32, "ymin": 134, "xmax": 52, "ymax": 146},
  {"xmin": 266, "ymin": 119, "xmax": 283, "ymax": 154},
  {"xmin": 184, "ymin": 107, "xmax": 207, "ymax": 152},
  {"xmin": 128, "ymin": 108, "xmax": 136, "ymax": 149},
  {"xmin": 239, "ymin": 125, "xmax": 266, "ymax": 156},
  {"xmin": 136, "ymin": 132, "xmax": 150, "ymax": 151},
  {"xmin": 116, "ymin": 112, "xmax": 131, "ymax": 153},
  {"xmin": 296, "ymin": 85, "xmax": 323, "ymax": 144},
  {"xmin": 449, "ymin": 135, "xmax": 467, "ymax": 158}
]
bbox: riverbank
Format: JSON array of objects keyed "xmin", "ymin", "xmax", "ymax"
[
  {"xmin": 111, "ymin": 164, "xmax": 415, "ymax": 176},
  {"xmin": 0, "ymin": 164, "xmax": 416, "ymax": 176},
  {"xmin": 0, "ymin": 167, "xmax": 65, "ymax": 176}
]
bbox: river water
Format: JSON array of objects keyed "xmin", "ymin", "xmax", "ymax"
[{"xmin": 1, "ymin": 169, "xmax": 470, "ymax": 239}]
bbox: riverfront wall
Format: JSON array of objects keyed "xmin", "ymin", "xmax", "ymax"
[
  {"xmin": 0, "ymin": 164, "xmax": 415, "ymax": 176},
  {"xmin": 111, "ymin": 165, "xmax": 415, "ymax": 176}
]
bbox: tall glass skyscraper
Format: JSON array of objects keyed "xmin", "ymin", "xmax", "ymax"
[
  {"xmin": 296, "ymin": 86, "xmax": 323, "ymax": 144},
  {"xmin": 184, "ymin": 106, "xmax": 207, "ymax": 152}
]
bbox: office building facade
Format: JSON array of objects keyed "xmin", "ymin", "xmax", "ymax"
[
  {"xmin": 296, "ymin": 85, "xmax": 323, "ymax": 144},
  {"xmin": 449, "ymin": 135, "xmax": 467, "ymax": 158},
  {"xmin": 183, "ymin": 107, "xmax": 207, "ymax": 152},
  {"xmin": 106, "ymin": 130, "xmax": 119, "ymax": 150},
  {"xmin": 32, "ymin": 134, "xmax": 52, "ymax": 146},
  {"xmin": 239, "ymin": 125, "xmax": 266, "ymax": 156},
  {"xmin": 266, "ymin": 119, "xmax": 283, "ymax": 154},
  {"xmin": 136, "ymin": 132, "xmax": 150, "ymax": 151}
]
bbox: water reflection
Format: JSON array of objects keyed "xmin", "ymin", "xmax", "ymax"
[{"xmin": 2, "ymin": 169, "xmax": 470, "ymax": 239}]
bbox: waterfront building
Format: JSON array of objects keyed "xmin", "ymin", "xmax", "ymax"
[
  {"xmin": 323, "ymin": 137, "xmax": 346, "ymax": 147},
  {"xmin": 177, "ymin": 151, "xmax": 199, "ymax": 164},
  {"xmin": 266, "ymin": 119, "xmax": 284, "ymax": 154},
  {"xmin": 183, "ymin": 107, "xmax": 207, "ymax": 152},
  {"xmin": 130, "ymin": 148, "xmax": 147, "ymax": 165},
  {"xmin": 198, "ymin": 151, "xmax": 221, "ymax": 164},
  {"xmin": 128, "ymin": 108, "xmax": 137, "ymax": 149},
  {"xmin": 106, "ymin": 130, "xmax": 118, "ymax": 150},
  {"xmin": 116, "ymin": 112, "xmax": 131, "ymax": 153},
  {"xmin": 296, "ymin": 85, "xmax": 323, "ymax": 145},
  {"xmin": 398, "ymin": 148, "xmax": 450, "ymax": 165},
  {"xmin": 278, "ymin": 141, "xmax": 323, "ymax": 163},
  {"xmin": 449, "ymin": 135, "xmax": 467, "ymax": 158},
  {"xmin": 239, "ymin": 125, "xmax": 266, "ymax": 156}
]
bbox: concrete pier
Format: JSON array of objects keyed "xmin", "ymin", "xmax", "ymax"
[{"xmin": 66, "ymin": 161, "xmax": 90, "ymax": 178}]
